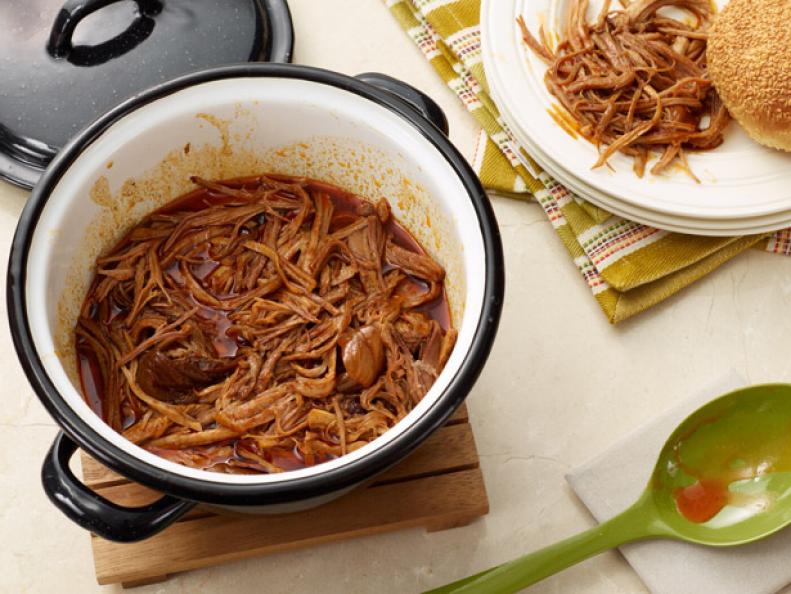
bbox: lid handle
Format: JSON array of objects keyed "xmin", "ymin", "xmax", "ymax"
[{"xmin": 48, "ymin": 0, "xmax": 163, "ymax": 59}]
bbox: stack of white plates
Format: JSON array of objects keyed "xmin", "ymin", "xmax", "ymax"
[{"xmin": 481, "ymin": 0, "xmax": 791, "ymax": 236}]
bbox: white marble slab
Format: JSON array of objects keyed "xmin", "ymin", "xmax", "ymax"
[{"xmin": 3, "ymin": 2, "xmax": 791, "ymax": 593}]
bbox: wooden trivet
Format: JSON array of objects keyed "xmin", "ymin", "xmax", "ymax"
[{"xmin": 80, "ymin": 404, "xmax": 488, "ymax": 588}]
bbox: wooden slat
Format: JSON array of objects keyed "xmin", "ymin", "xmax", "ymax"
[
  {"xmin": 82, "ymin": 402, "xmax": 471, "ymax": 489},
  {"xmin": 81, "ymin": 456, "xmax": 126, "ymax": 489},
  {"xmin": 92, "ymin": 467, "xmax": 487, "ymax": 586},
  {"xmin": 120, "ymin": 576, "xmax": 169, "ymax": 588},
  {"xmin": 363, "ymin": 421, "xmax": 477, "ymax": 484},
  {"xmin": 447, "ymin": 402, "xmax": 469, "ymax": 424}
]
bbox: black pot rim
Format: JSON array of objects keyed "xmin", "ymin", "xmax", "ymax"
[{"xmin": 7, "ymin": 63, "xmax": 504, "ymax": 506}]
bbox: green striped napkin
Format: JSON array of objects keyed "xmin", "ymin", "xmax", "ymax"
[{"xmin": 385, "ymin": 0, "xmax": 790, "ymax": 323}]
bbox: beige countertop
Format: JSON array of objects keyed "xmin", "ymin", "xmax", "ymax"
[{"xmin": 3, "ymin": 2, "xmax": 791, "ymax": 592}]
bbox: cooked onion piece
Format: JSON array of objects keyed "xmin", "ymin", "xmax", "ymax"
[
  {"xmin": 519, "ymin": 0, "xmax": 730, "ymax": 179},
  {"xmin": 76, "ymin": 174, "xmax": 456, "ymax": 474}
]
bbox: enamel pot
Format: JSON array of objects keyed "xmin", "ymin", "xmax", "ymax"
[{"xmin": 7, "ymin": 64, "xmax": 504, "ymax": 542}]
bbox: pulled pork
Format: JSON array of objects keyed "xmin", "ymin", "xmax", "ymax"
[
  {"xmin": 519, "ymin": 0, "xmax": 729, "ymax": 179},
  {"xmin": 76, "ymin": 174, "xmax": 456, "ymax": 473}
]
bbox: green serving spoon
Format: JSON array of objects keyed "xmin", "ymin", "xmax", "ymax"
[{"xmin": 429, "ymin": 384, "xmax": 791, "ymax": 593}]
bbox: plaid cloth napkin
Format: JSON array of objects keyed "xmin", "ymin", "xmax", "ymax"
[{"xmin": 385, "ymin": 0, "xmax": 791, "ymax": 323}]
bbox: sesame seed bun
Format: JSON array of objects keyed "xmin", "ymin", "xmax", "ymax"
[{"xmin": 708, "ymin": 0, "xmax": 791, "ymax": 151}]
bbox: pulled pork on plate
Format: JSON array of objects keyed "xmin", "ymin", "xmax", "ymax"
[
  {"xmin": 76, "ymin": 174, "xmax": 456, "ymax": 474},
  {"xmin": 519, "ymin": 0, "xmax": 730, "ymax": 179}
]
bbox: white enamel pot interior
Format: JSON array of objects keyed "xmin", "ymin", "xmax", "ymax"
[{"xmin": 7, "ymin": 65, "xmax": 504, "ymax": 541}]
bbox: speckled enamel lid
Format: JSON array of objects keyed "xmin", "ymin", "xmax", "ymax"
[{"xmin": 0, "ymin": 0, "xmax": 293, "ymax": 188}]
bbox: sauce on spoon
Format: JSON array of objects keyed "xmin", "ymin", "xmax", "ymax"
[{"xmin": 666, "ymin": 400, "xmax": 791, "ymax": 524}]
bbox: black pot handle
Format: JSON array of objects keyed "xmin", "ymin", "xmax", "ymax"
[
  {"xmin": 355, "ymin": 73, "xmax": 449, "ymax": 136},
  {"xmin": 42, "ymin": 432, "xmax": 195, "ymax": 542},
  {"xmin": 47, "ymin": 0, "xmax": 163, "ymax": 59}
]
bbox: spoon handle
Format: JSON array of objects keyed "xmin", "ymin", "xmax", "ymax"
[{"xmin": 426, "ymin": 492, "xmax": 671, "ymax": 593}]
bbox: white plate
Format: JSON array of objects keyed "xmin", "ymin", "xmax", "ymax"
[
  {"xmin": 481, "ymin": 0, "xmax": 791, "ymax": 225},
  {"xmin": 515, "ymin": 126, "xmax": 791, "ymax": 235},
  {"xmin": 497, "ymin": 95, "xmax": 791, "ymax": 235},
  {"xmin": 486, "ymin": 69, "xmax": 791, "ymax": 235}
]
